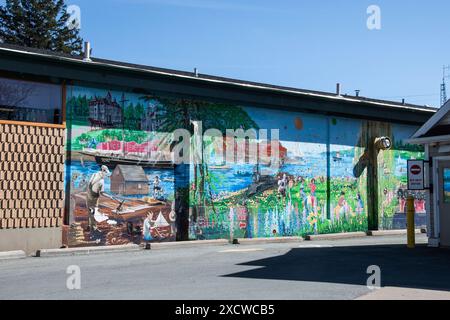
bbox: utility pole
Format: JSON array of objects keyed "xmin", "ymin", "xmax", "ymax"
[{"xmin": 440, "ymin": 65, "xmax": 450, "ymax": 106}]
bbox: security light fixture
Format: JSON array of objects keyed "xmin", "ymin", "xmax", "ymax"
[{"xmin": 375, "ymin": 136, "xmax": 392, "ymax": 151}]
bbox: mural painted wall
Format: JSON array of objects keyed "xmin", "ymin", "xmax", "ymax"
[
  {"xmin": 63, "ymin": 84, "xmax": 425, "ymax": 247},
  {"xmin": 188, "ymin": 108, "xmax": 425, "ymax": 239},
  {"xmin": 188, "ymin": 109, "xmax": 369, "ymax": 240},
  {"xmin": 64, "ymin": 86, "xmax": 176, "ymax": 247},
  {"xmin": 377, "ymin": 124, "xmax": 426, "ymax": 229}
]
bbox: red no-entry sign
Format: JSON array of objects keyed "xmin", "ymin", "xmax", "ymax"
[
  {"xmin": 407, "ymin": 160, "xmax": 425, "ymax": 190},
  {"xmin": 410, "ymin": 165, "xmax": 422, "ymax": 175}
]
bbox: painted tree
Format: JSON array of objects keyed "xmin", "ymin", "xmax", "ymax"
[
  {"xmin": 140, "ymin": 95, "xmax": 259, "ymax": 218},
  {"xmin": 0, "ymin": 0, "xmax": 83, "ymax": 55}
]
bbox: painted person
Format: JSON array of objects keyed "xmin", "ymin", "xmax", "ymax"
[
  {"xmin": 143, "ymin": 212, "xmax": 155, "ymax": 243},
  {"xmin": 288, "ymin": 177, "xmax": 295, "ymax": 201},
  {"xmin": 299, "ymin": 184, "xmax": 309, "ymax": 216},
  {"xmin": 415, "ymin": 194, "xmax": 426, "ymax": 213},
  {"xmin": 277, "ymin": 174, "xmax": 287, "ymax": 199},
  {"xmin": 337, "ymin": 191, "xmax": 351, "ymax": 220},
  {"xmin": 309, "ymin": 178, "xmax": 317, "ymax": 208},
  {"xmin": 86, "ymin": 165, "xmax": 110, "ymax": 233},
  {"xmin": 153, "ymin": 176, "xmax": 162, "ymax": 198},
  {"xmin": 356, "ymin": 193, "xmax": 364, "ymax": 215},
  {"xmin": 397, "ymin": 188, "xmax": 406, "ymax": 213},
  {"xmin": 169, "ymin": 202, "xmax": 177, "ymax": 236}
]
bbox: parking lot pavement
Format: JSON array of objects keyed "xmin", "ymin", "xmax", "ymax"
[{"xmin": 2, "ymin": 234, "xmax": 448, "ymax": 300}]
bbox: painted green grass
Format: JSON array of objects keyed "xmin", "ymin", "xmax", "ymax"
[
  {"xmin": 69, "ymin": 128, "xmax": 153, "ymax": 151},
  {"xmin": 191, "ymin": 176, "xmax": 368, "ymax": 240}
]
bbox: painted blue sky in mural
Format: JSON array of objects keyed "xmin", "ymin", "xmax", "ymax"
[
  {"xmin": 245, "ymin": 106, "xmax": 328, "ymax": 145},
  {"xmin": 245, "ymin": 106, "xmax": 360, "ymax": 150}
]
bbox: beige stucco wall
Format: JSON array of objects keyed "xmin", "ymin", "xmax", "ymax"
[{"xmin": 0, "ymin": 227, "xmax": 62, "ymax": 255}]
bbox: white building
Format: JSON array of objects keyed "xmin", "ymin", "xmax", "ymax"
[{"xmin": 409, "ymin": 101, "xmax": 450, "ymax": 248}]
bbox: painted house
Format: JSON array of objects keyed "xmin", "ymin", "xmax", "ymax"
[
  {"xmin": 88, "ymin": 92, "xmax": 123, "ymax": 128},
  {"xmin": 110, "ymin": 165, "xmax": 150, "ymax": 196},
  {"xmin": 0, "ymin": 43, "xmax": 437, "ymax": 253}
]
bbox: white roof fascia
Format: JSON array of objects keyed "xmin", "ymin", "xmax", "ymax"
[
  {"xmin": 0, "ymin": 46, "xmax": 438, "ymax": 113},
  {"xmin": 407, "ymin": 134, "xmax": 450, "ymax": 145},
  {"xmin": 411, "ymin": 100, "xmax": 450, "ymax": 139}
]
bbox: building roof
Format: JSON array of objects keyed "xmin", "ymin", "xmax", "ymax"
[
  {"xmin": 408, "ymin": 101, "xmax": 450, "ymax": 144},
  {"xmin": 114, "ymin": 165, "xmax": 149, "ymax": 182},
  {"xmin": 0, "ymin": 43, "xmax": 437, "ymax": 124}
]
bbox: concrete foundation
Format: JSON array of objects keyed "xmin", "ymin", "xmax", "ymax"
[{"xmin": 0, "ymin": 227, "xmax": 62, "ymax": 255}]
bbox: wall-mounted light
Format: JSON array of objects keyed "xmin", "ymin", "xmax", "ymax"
[{"xmin": 375, "ymin": 136, "xmax": 392, "ymax": 151}]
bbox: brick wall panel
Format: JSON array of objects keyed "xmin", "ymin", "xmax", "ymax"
[{"xmin": 0, "ymin": 124, "xmax": 66, "ymax": 230}]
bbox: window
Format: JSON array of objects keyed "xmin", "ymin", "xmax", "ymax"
[
  {"xmin": 444, "ymin": 168, "xmax": 450, "ymax": 204},
  {"xmin": 0, "ymin": 77, "xmax": 63, "ymax": 124}
]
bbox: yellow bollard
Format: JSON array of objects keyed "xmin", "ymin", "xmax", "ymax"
[{"xmin": 406, "ymin": 195, "xmax": 415, "ymax": 249}]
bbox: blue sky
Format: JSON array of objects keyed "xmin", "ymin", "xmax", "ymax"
[{"xmin": 2, "ymin": 0, "xmax": 449, "ymax": 107}]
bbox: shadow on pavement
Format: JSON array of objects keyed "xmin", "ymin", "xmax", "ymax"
[{"xmin": 223, "ymin": 244, "xmax": 450, "ymax": 291}]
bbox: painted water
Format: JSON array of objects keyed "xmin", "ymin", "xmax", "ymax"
[{"xmin": 207, "ymin": 152, "xmax": 355, "ymax": 196}]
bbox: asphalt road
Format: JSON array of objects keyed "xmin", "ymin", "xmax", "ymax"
[{"xmin": 1, "ymin": 234, "xmax": 449, "ymax": 300}]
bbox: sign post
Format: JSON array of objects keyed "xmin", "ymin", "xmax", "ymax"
[{"xmin": 406, "ymin": 160, "xmax": 424, "ymax": 249}]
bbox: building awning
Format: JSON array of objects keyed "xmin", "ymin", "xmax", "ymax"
[{"xmin": 408, "ymin": 101, "xmax": 450, "ymax": 145}]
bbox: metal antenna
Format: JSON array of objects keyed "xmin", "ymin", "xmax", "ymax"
[{"xmin": 440, "ymin": 65, "xmax": 450, "ymax": 106}]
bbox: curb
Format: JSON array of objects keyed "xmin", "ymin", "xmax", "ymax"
[
  {"xmin": 367, "ymin": 229, "xmax": 424, "ymax": 236},
  {"xmin": 235, "ymin": 237, "xmax": 304, "ymax": 245},
  {"xmin": 148, "ymin": 239, "xmax": 229, "ymax": 250},
  {"xmin": 305, "ymin": 232, "xmax": 367, "ymax": 241},
  {"xmin": 36, "ymin": 244, "xmax": 141, "ymax": 257},
  {"xmin": 0, "ymin": 250, "xmax": 27, "ymax": 261}
]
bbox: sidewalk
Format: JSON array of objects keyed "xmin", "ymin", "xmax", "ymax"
[{"xmin": 356, "ymin": 287, "xmax": 450, "ymax": 300}]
